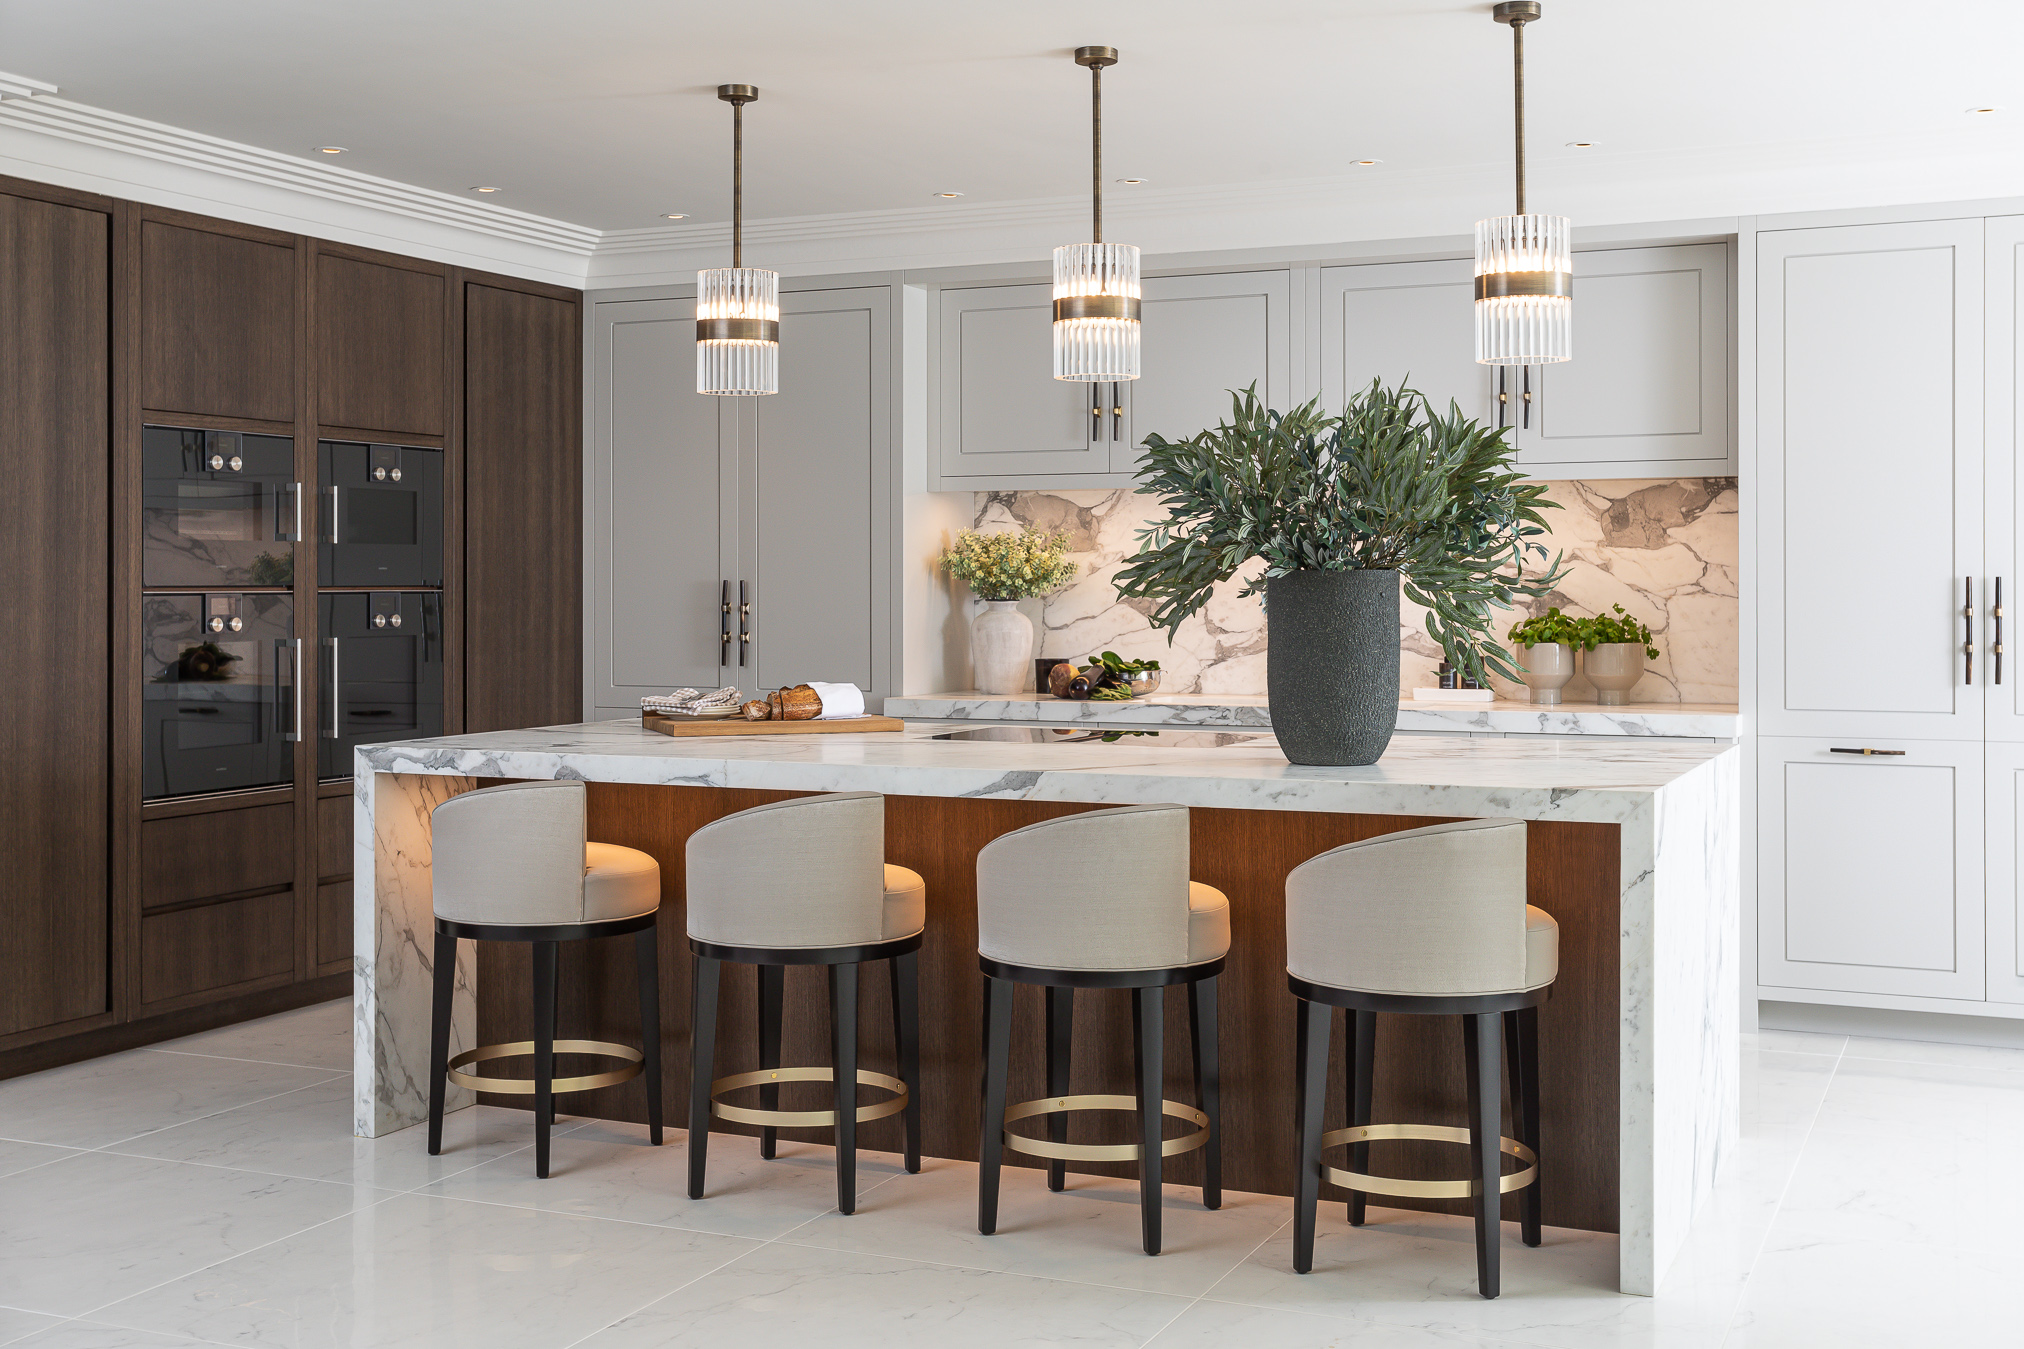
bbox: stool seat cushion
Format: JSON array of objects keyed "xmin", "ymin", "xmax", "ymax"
[
  {"xmin": 1188, "ymin": 881, "xmax": 1231, "ymax": 964},
  {"xmin": 583, "ymin": 842, "xmax": 662, "ymax": 922},
  {"xmin": 1525, "ymin": 904, "xmax": 1559, "ymax": 990},
  {"xmin": 883, "ymin": 864, "xmax": 927, "ymax": 940}
]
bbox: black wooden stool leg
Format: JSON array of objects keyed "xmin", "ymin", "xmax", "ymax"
[
  {"xmin": 1134, "ymin": 985, "xmax": 1164, "ymax": 1256},
  {"xmin": 891, "ymin": 951, "xmax": 922, "ymax": 1174},
  {"xmin": 978, "ymin": 975, "xmax": 1013, "ymax": 1234},
  {"xmin": 1189, "ymin": 975, "xmax": 1221, "ymax": 1211},
  {"xmin": 1346, "ymin": 1007, "xmax": 1376, "ymax": 1225},
  {"xmin": 1518, "ymin": 1004, "xmax": 1543, "ymax": 1247},
  {"xmin": 1464, "ymin": 1011, "xmax": 1503, "ymax": 1299},
  {"xmin": 757, "ymin": 963, "xmax": 784, "ymax": 1159},
  {"xmin": 830, "ymin": 962, "xmax": 860, "ymax": 1215},
  {"xmin": 1044, "ymin": 985, "xmax": 1074, "ymax": 1192},
  {"xmin": 426, "ymin": 931, "xmax": 457, "ymax": 1156},
  {"xmin": 636, "ymin": 928, "xmax": 663, "ymax": 1146},
  {"xmin": 687, "ymin": 954, "xmax": 721, "ymax": 1200},
  {"xmin": 532, "ymin": 940, "xmax": 558, "ymax": 1178},
  {"xmin": 1292, "ymin": 997, "xmax": 1331, "ymax": 1274}
]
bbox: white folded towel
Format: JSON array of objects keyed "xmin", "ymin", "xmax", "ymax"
[{"xmin": 806, "ymin": 682, "xmax": 866, "ymax": 720}]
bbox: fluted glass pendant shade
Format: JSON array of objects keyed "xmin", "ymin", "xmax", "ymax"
[
  {"xmin": 1473, "ymin": 213, "xmax": 1572, "ymax": 365},
  {"xmin": 696, "ymin": 266, "xmax": 779, "ymax": 395},
  {"xmin": 1052, "ymin": 242, "xmax": 1141, "ymax": 381}
]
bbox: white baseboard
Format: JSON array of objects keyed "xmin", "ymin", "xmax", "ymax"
[{"xmin": 1759, "ymin": 999, "xmax": 2024, "ymax": 1049}]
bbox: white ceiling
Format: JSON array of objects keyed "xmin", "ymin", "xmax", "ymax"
[{"xmin": 4, "ymin": 0, "xmax": 2023, "ymax": 241}]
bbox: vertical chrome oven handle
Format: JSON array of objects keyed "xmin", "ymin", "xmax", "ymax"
[
  {"xmin": 328, "ymin": 485, "xmax": 340, "ymax": 544},
  {"xmin": 325, "ymin": 637, "xmax": 341, "ymax": 739},
  {"xmin": 284, "ymin": 637, "xmax": 303, "ymax": 742},
  {"xmin": 291, "ymin": 482, "xmax": 303, "ymax": 544}
]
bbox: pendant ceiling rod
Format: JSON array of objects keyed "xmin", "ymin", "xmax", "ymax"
[
  {"xmin": 719, "ymin": 84, "xmax": 757, "ymax": 268},
  {"xmin": 1496, "ymin": 2, "xmax": 1539, "ymax": 215},
  {"xmin": 1076, "ymin": 46, "xmax": 1117, "ymax": 244}
]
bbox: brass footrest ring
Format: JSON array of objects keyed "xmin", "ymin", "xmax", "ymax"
[
  {"xmin": 711, "ymin": 1067, "xmax": 908, "ymax": 1128},
  {"xmin": 1002, "ymin": 1094, "xmax": 1210, "ymax": 1163},
  {"xmin": 447, "ymin": 1039, "xmax": 644, "ymax": 1095},
  {"xmin": 1320, "ymin": 1123, "xmax": 1537, "ymax": 1199}
]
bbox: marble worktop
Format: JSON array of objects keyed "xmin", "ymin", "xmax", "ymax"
[
  {"xmin": 356, "ymin": 718, "xmax": 1736, "ymax": 827},
  {"xmin": 882, "ymin": 692, "xmax": 1742, "ymax": 740}
]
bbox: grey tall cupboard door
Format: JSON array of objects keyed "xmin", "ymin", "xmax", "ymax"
[{"xmin": 589, "ymin": 294, "xmax": 736, "ymax": 714}]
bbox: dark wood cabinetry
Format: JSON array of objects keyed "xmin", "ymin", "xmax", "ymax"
[
  {"xmin": 315, "ymin": 790, "xmax": 353, "ymax": 973},
  {"xmin": 139, "ymin": 216, "xmax": 296, "ymax": 422},
  {"xmin": 316, "ymin": 251, "xmax": 447, "ymax": 437},
  {"xmin": 0, "ymin": 185, "xmax": 113, "ymax": 1043}
]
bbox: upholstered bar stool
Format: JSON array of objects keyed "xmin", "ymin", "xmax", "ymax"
[
  {"xmin": 1286, "ymin": 817, "xmax": 1555, "ymax": 1299},
  {"xmin": 685, "ymin": 792, "xmax": 924, "ymax": 1216},
  {"xmin": 976, "ymin": 804, "xmax": 1229, "ymax": 1257},
  {"xmin": 426, "ymin": 779, "xmax": 664, "ymax": 1179}
]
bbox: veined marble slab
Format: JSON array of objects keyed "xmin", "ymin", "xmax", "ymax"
[
  {"xmin": 884, "ymin": 692, "xmax": 1741, "ymax": 740},
  {"xmin": 353, "ymin": 719, "xmax": 1739, "ymax": 1297}
]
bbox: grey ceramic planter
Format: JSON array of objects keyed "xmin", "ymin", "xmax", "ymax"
[
  {"xmin": 1516, "ymin": 641, "xmax": 1576, "ymax": 704},
  {"xmin": 1583, "ymin": 642, "xmax": 1646, "ymax": 705},
  {"xmin": 1265, "ymin": 568, "xmax": 1399, "ymax": 766}
]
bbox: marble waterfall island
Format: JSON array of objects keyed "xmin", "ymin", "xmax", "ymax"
[{"xmin": 354, "ymin": 720, "xmax": 1738, "ymax": 1296}]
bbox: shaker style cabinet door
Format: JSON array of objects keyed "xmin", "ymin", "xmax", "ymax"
[
  {"xmin": 1323, "ymin": 257, "xmax": 1504, "ymax": 434},
  {"xmin": 1983, "ymin": 216, "xmax": 2024, "ymax": 743},
  {"xmin": 589, "ymin": 295, "xmax": 737, "ymax": 713},
  {"xmin": 1986, "ymin": 743, "xmax": 2024, "ymax": 1005},
  {"xmin": 1757, "ymin": 735, "xmax": 1984, "ymax": 1001},
  {"xmin": 1113, "ymin": 270, "xmax": 1293, "ymax": 476},
  {"xmin": 1756, "ymin": 219, "xmax": 1985, "ymax": 741},
  {"xmin": 937, "ymin": 282, "xmax": 1109, "ymax": 481}
]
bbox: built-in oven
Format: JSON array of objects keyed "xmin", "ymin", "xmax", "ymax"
[
  {"xmin": 319, "ymin": 591, "xmax": 444, "ymax": 780},
  {"xmin": 319, "ymin": 441, "xmax": 443, "ymax": 588},
  {"xmin": 142, "ymin": 426, "xmax": 299, "ymax": 589},
  {"xmin": 142, "ymin": 593, "xmax": 300, "ymax": 800}
]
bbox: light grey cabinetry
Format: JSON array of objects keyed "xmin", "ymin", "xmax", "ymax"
[
  {"xmin": 935, "ymin": 269, "xmax": 1292, "ymax": 487},
  {"xmin": 588, "ymin": 283, "xmax": 895, "ymax": 717},
  {"xmin": 1320, "ymin": 243, "xmax": 1731, "ymax": 479}
]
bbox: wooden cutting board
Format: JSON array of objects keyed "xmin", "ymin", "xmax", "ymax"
[{"xmin": 642, "ymin": 712, "xmax": 906, "ymax": 737}]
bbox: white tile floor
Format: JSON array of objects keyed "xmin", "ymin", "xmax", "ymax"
[{"xmin": 0, "ymin": 1001, "xmax": 2015, "ymax": 1348}]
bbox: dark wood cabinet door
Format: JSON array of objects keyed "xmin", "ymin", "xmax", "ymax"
[
  {"xmin": 464, "ymin": 282, "xmax": 582, "ymax": 732},
  {"xmin": 317, "ymin": 253, "xmax": 446, "ymax": 436},
  {"xmin": 140, "ymin": 219, "xmax": 296, "ymax": 421},
  {"xmin": 315, "ymin": 794, "xmax": 352, "ymax": 969},
  {"xmin": 0, "ymin": 190, "xmax": 111, "ymax": 1037}
]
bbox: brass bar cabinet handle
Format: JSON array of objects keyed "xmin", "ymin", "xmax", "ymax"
[
  {"xmin": 1828, "ymin": 747, "xmax": 1907, "ymax": 756},
  {"xmin": 1522, "ymin": 366, "xmax": 1533, "ymax": 430},
  {"xmin": 1965, "ymin": 576, "xmax": 1975, "ymax": 686},
  {"xmin": 1092, "ymin": 387, "xmax": 1104, "ymax": 439},
  {"xmin": 721, "ymin": 580, "xmax": 732, "ymax": 658},
  {"xmin": 739, "ymin": 581, "xmax": 751, "ymax": 667},
  {"xmin": 1997, "ymin": 577, "xmax": 2005, "ymax": 686},
  {"xmin": 1497, "ymin": 367, "xmax": 1508, "ymax": 428},
  {"xmin": 1111, "ymin": 383, "xmax": 1122, "ymax": 441}
]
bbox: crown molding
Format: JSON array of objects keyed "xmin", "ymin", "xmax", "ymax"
[{"xmin": 0, "ymin": 73, "xmax": 59, "ymax": 99}]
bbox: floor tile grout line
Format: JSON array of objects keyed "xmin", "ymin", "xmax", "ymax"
[
  {"xmin": 79, "ymin": 1076, "xmax": 364, "ymax": 1155},
  {"xmin": 145, "ymin": 1046, "xmax": 354, "ymax": 1074},
  {"xmin": 1137, "ymin": 1213, "xmax": 1297, "ymax": 1348},
  {"xmin": 553, "ymin": 1238, "xmax": 780, "ymax": 1349}
]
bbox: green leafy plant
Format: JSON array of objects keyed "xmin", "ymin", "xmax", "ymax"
[
  {"xmin": 1084, "ymin": 650, "xmax": 1160, "ymax": 676},
  {"xmin": 1506, "ymin": 607, "xmax": 1585, "ymax": 648},
  {"xmin": 1112, "ymin": 381, "xmax": 1567, "ymax": 685},
  {"xmin": 937, "ymin": 527, "xmax": 1077, "ymax": 601},
  {"xmin": 1508, "ymin": 604, "xmax": 1660, "ymax": 660},
  {"xmin": 1586, "ymin": 604, "xmax": 1660, "ymax": 661}
]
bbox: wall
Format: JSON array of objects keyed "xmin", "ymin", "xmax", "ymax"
[{"xmin": 973, "ymin": 476, "xmax": 1738, "ymax": 704}]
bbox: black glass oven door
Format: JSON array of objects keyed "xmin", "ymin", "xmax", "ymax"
[
  {"xmin": 319, "ymin": 591, "xmax": 445, "ymax": 780},
  {"xmin": 319, "ymin": 442, "xmax": 443, "ymax": 588},
  {"xmin": 142, "ymin": 593, "xmax": 300, "ymax": 800},
  {"xmin": 143, "ymin": 427, "xmax": 299, "ymax": 589}
]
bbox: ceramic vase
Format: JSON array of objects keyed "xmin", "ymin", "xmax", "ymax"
[
  {"xmin": 1517, "ymin": 642, "xmax": 1576, "ymax": 704},
  {"xmin": 970, "ymin": 600, "xmax": 1035, "ymax": 695},
  {"xmin": 1265, "ymin": 568, "xmax": 1399, "ymax": 766},
  {"xmin": 1582, "ymin": 643, "xmax": 1646, "ymax": 705}
]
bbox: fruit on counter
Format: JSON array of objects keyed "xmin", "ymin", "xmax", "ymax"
[{"xmin": 1047, "ymin": 661, "xmax": 1080, "ymax": 698}]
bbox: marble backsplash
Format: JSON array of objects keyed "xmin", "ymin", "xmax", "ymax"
[{"xmin": 972, "ymin": 477, "xmax": 1738, "ymax": 704}]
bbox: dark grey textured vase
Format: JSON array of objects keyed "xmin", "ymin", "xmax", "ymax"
[{"xmin": 1266, "ymin": 569, "xmax": 1400, "ymax": 766}]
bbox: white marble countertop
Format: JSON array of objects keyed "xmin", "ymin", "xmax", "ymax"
[
  {"xmin": 882, "ymin": 691, "xmax": 1741, "ymax": 739},
  {"xmin": 357, "ymin": 718, "xmax": 1736, "ymax": 826}
]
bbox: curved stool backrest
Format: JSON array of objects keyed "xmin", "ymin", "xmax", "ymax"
[
  {"xmin": 431, "ymin": 780, "xmax": 587, "ymax": 925},
  {"xmin": 686, "ymin": 792, "xmax": 885, "ymax": 949},
  {"xmin": 976, "ymin": 804, "xmax": 1191, "ymax": 972}
]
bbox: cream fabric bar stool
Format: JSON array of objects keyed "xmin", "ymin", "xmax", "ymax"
[
  {"xmin": 976, "ymin": 804, "xmax": 1230, "ymax": 1257},
  {"xmin": 685, "ymin": 792, "xmax": 924, "ymax": 1216},
  {"xmin": 1286, "ymin": 817, "xmax": 1556, "ymax": 1299},
  {"xmin": 426, "ymin": 779, "xmax": 664, "ymax": 1179}
]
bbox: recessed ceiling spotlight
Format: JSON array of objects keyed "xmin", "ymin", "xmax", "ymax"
[
  {"xmin": 1970, "ymin": 106, "xmax": 2001, "ymax": 114},
  {"xmin": 1116, "ymin": 177, "xmax": 1148, "ymax": 184},
  {"xmin": 469, "ymin": 185, "xmax": 501, "ymax": 193},
  {"xmin": 1564, "ymin": 140, "xmax": 1597, "ymax": 148},
  {"xmin": 932, "ymin": 191, "xmax": 964, "ymax": 198},
  {"xmin": 661, "ymin": 213, "xmax": 688, "ymax": 219},
  {"xmin": 314, "ymin": 145, "xmax": 346, "ymax": 154},
  {"xmin": 1351, "ymin": 159, "xmax": 1382, "ymax": 166}
]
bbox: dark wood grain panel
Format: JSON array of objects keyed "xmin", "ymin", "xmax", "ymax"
[
  {"xmin": 463, "ymin": 282, "xmax": 581, "ymax": 733},
  {"xmin": 316, "ymin": 253, "xmax": 446, "ymax": 436},
  {"xmin": 0, "ymin": 190, "xmax": 112, "ymax": 1038},
  {"xmin": 140, "ymin": 220, "xmax": 295, "ymax": 421},
  {"xmin": 316, "ymin": 794, "xmax": 352, "ymax": 882},
  {"xmin": 141, "ymin": 804, "xmax": 295, "ymax": 910},
  {"xmin": 477, "ymin": 788, "xmax": 1622, "ymax": 1233},
  {"xmin": 141, "ymin": 890, "xmax": 295, "ymax": 1005},
  {"xmin": 316, "ymin": 881, "xmax": 353, "ymax": 969}
]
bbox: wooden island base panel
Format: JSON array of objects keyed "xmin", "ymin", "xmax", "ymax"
[
  {"xmin": 353, "ymin": 720, "xmax": 1737, "ymax": 1294},
  {"xmin": 476, "ymin": 786, "xmax": 1622, "ymax": 1235}
]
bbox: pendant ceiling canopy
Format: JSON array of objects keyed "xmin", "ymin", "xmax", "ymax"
[
  {"xmin": 1475, "ymin": 2, "xmax": 1572, "ymax": 366},
  {"xmin": 1053, "ymin": 46, "xmax": 1141, "ymax": 383},
  {"xmin": 697, "ymin": 83, "xmax": 779, "ymax": 396}
]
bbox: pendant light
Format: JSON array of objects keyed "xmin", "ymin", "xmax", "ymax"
[
  {"xmin": 697, "ymin": 83, "xmax": 779, "ymax": 396},
  {"xmin": 1053, "ymin": 46, "xmax": 1140, "ymax": 383},
  {"xmin": 1475, "ymin": 3, "xmax": 1571, "ymax": 366}
]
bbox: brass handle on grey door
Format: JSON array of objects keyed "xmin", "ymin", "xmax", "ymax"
[
  {"xmin": 721, "ymin": 580, "xmax": 732, "ymax": 658},
  {"xmin": 1111, "ymin": 383, "xmax": 1123, "ymax": 441},
  {"xmin": 1521, "ymin": 367, "xmax": 1533, "ymax": 430},
  {"xmin": 739, "ymin": 581, "xmax": 751, "ymax": 667},
  {"xmin": 1996, "ymin": 577, "xmax": 2005, "ymax": 686},
  {"xmin": 1965, "ymin": 576, "xmax": 1975, "ymax": 686},
  {"xmin": 1829, "ymin": 747, "xmax": 1906, "ymax": 756},
  {"xmin": 1092, "ymin": 387, "xmax": 1104, "ymax": 440},
  {"xmin": 1496, "ymin": 367, "xmax": 1508, "ymax": 428}
]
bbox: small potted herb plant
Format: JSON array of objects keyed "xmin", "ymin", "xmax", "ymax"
[
  {"xmin": 937, "ymin": 527, "xmax": 1078, "ymax": 694},
  {"xmin": 1505, "ymin": 607, "xmax": 1583, "ymax": 705},
  {"xmin": 1580, "ymin": 604, "xmax": 1660, "ymax": 705}
]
